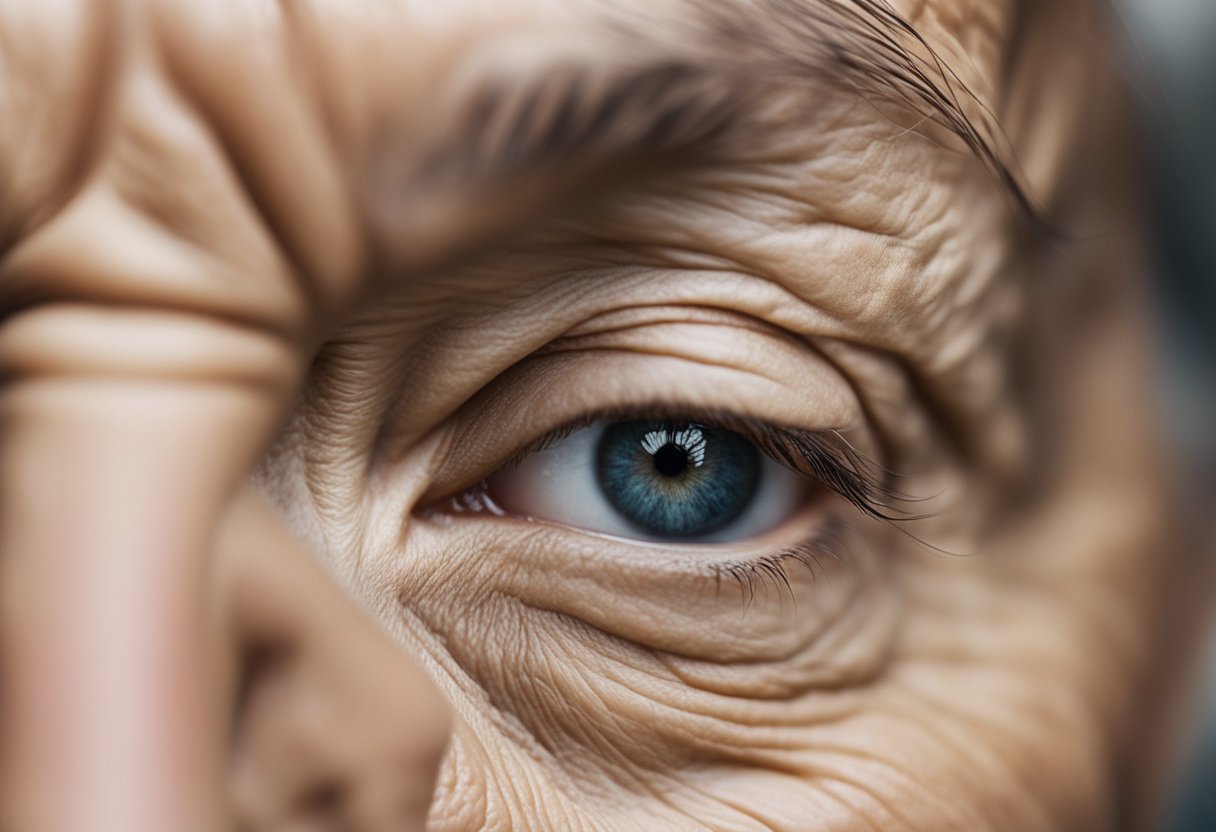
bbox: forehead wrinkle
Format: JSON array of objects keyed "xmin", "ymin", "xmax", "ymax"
[{"xmin": 141, "ymin": 0, "xmax": 1048, "ymax": 322}]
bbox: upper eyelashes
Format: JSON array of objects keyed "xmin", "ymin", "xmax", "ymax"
[{"xmin": 741, "ymin": 421, "xmax": 915, "ymax": 523}]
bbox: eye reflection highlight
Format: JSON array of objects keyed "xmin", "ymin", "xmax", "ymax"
[{"xmin": 484, "ymin": 419, "xmax": 808, "ymax": 544}]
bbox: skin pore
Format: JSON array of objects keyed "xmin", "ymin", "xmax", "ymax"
[{"xmin": 0, "ymin": 0, "xmax": 1186, "ymax": 830}]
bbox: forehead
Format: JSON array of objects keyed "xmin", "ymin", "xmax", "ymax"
[{"xmin": 154, "ymin": 0, "xmax": 1030, "ymax": 275}]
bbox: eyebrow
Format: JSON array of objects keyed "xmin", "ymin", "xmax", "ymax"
[{"xmin": 425, "ymin": 0, "xmax": 1049, "ymax": 230}]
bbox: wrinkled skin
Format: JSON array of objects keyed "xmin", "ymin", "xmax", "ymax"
[{"xmin": 0, "ymin": 0, "xmax": 1190, "ymax": 830}]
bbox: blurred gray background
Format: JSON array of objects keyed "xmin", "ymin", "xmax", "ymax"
[{"xmin": 1118, "ymin": 0, "xmax": 1215, "ymax": 830}]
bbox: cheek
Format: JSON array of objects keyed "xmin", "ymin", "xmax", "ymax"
[
  {"xmin": 359, "ymin": 502, "xmax": 893, "ymax": 827},
  {"xmin": 334, "ymin": 494, "xmax": 1141, "ymax": 832}
]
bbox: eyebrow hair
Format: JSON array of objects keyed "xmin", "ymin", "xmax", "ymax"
[
  {"xmin": 428, "ymin": 0, "xmax": 1050, "ymax": 231},
  {"xmin": 415, "ymin": 59, "xmax": 750, "ymax": 195}
]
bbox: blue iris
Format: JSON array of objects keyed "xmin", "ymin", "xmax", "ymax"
[{"xmin": 595, "ymin": 421, "xmax": 760, "ymax": 538}]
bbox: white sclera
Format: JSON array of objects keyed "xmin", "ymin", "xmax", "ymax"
[{"xmin": 485, "ymin": 423, "xmax": 808, "ymax": 544}]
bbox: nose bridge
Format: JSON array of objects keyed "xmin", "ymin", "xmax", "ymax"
[{"xmin": 219, "ymin": 487, "xmax": 453, "ymax": 827}]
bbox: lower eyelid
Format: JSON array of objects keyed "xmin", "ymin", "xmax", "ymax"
[{"xmin": 409, "ymin": 504, "xmax": 877, "ymax": 666}]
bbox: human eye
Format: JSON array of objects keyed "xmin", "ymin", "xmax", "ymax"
[
  {"xmin": 482, "ymin": 418, "xmax": 805, "ymax": 543},
  {"xmin": 453, "ymin": 408, "xmax": 899, "ymax": 550}
]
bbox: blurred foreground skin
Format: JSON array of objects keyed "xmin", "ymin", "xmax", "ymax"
[{"xmin": 0, "ymin": 0, "xmax": 1198, "ymax": 830}]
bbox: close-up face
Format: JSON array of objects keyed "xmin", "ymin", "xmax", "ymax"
[{"xmin": 0, "ymin": 0, "xmax": 1202, "ymax": 830}]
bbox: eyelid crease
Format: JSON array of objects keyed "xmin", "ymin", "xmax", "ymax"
[
  {"xmin": 484, "ymin": 403, "xmax": 920, "ymax": 525},
  {"xmin": 551, "ymin": 303, "xmax": 785, "ymax": 342}
]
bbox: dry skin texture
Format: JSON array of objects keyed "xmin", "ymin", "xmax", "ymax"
[{"xmin": 0, "ymin": 1, "xmax": 1186, "ymax": 831}]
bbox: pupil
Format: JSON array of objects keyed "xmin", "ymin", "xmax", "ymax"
[
  {"xmin": 596, "ymin": 420, "xmax": 761, "ymax": 539},
  {"xmin": 652, "ymin": 443, "xmax": 687, "ymax": 477}
]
